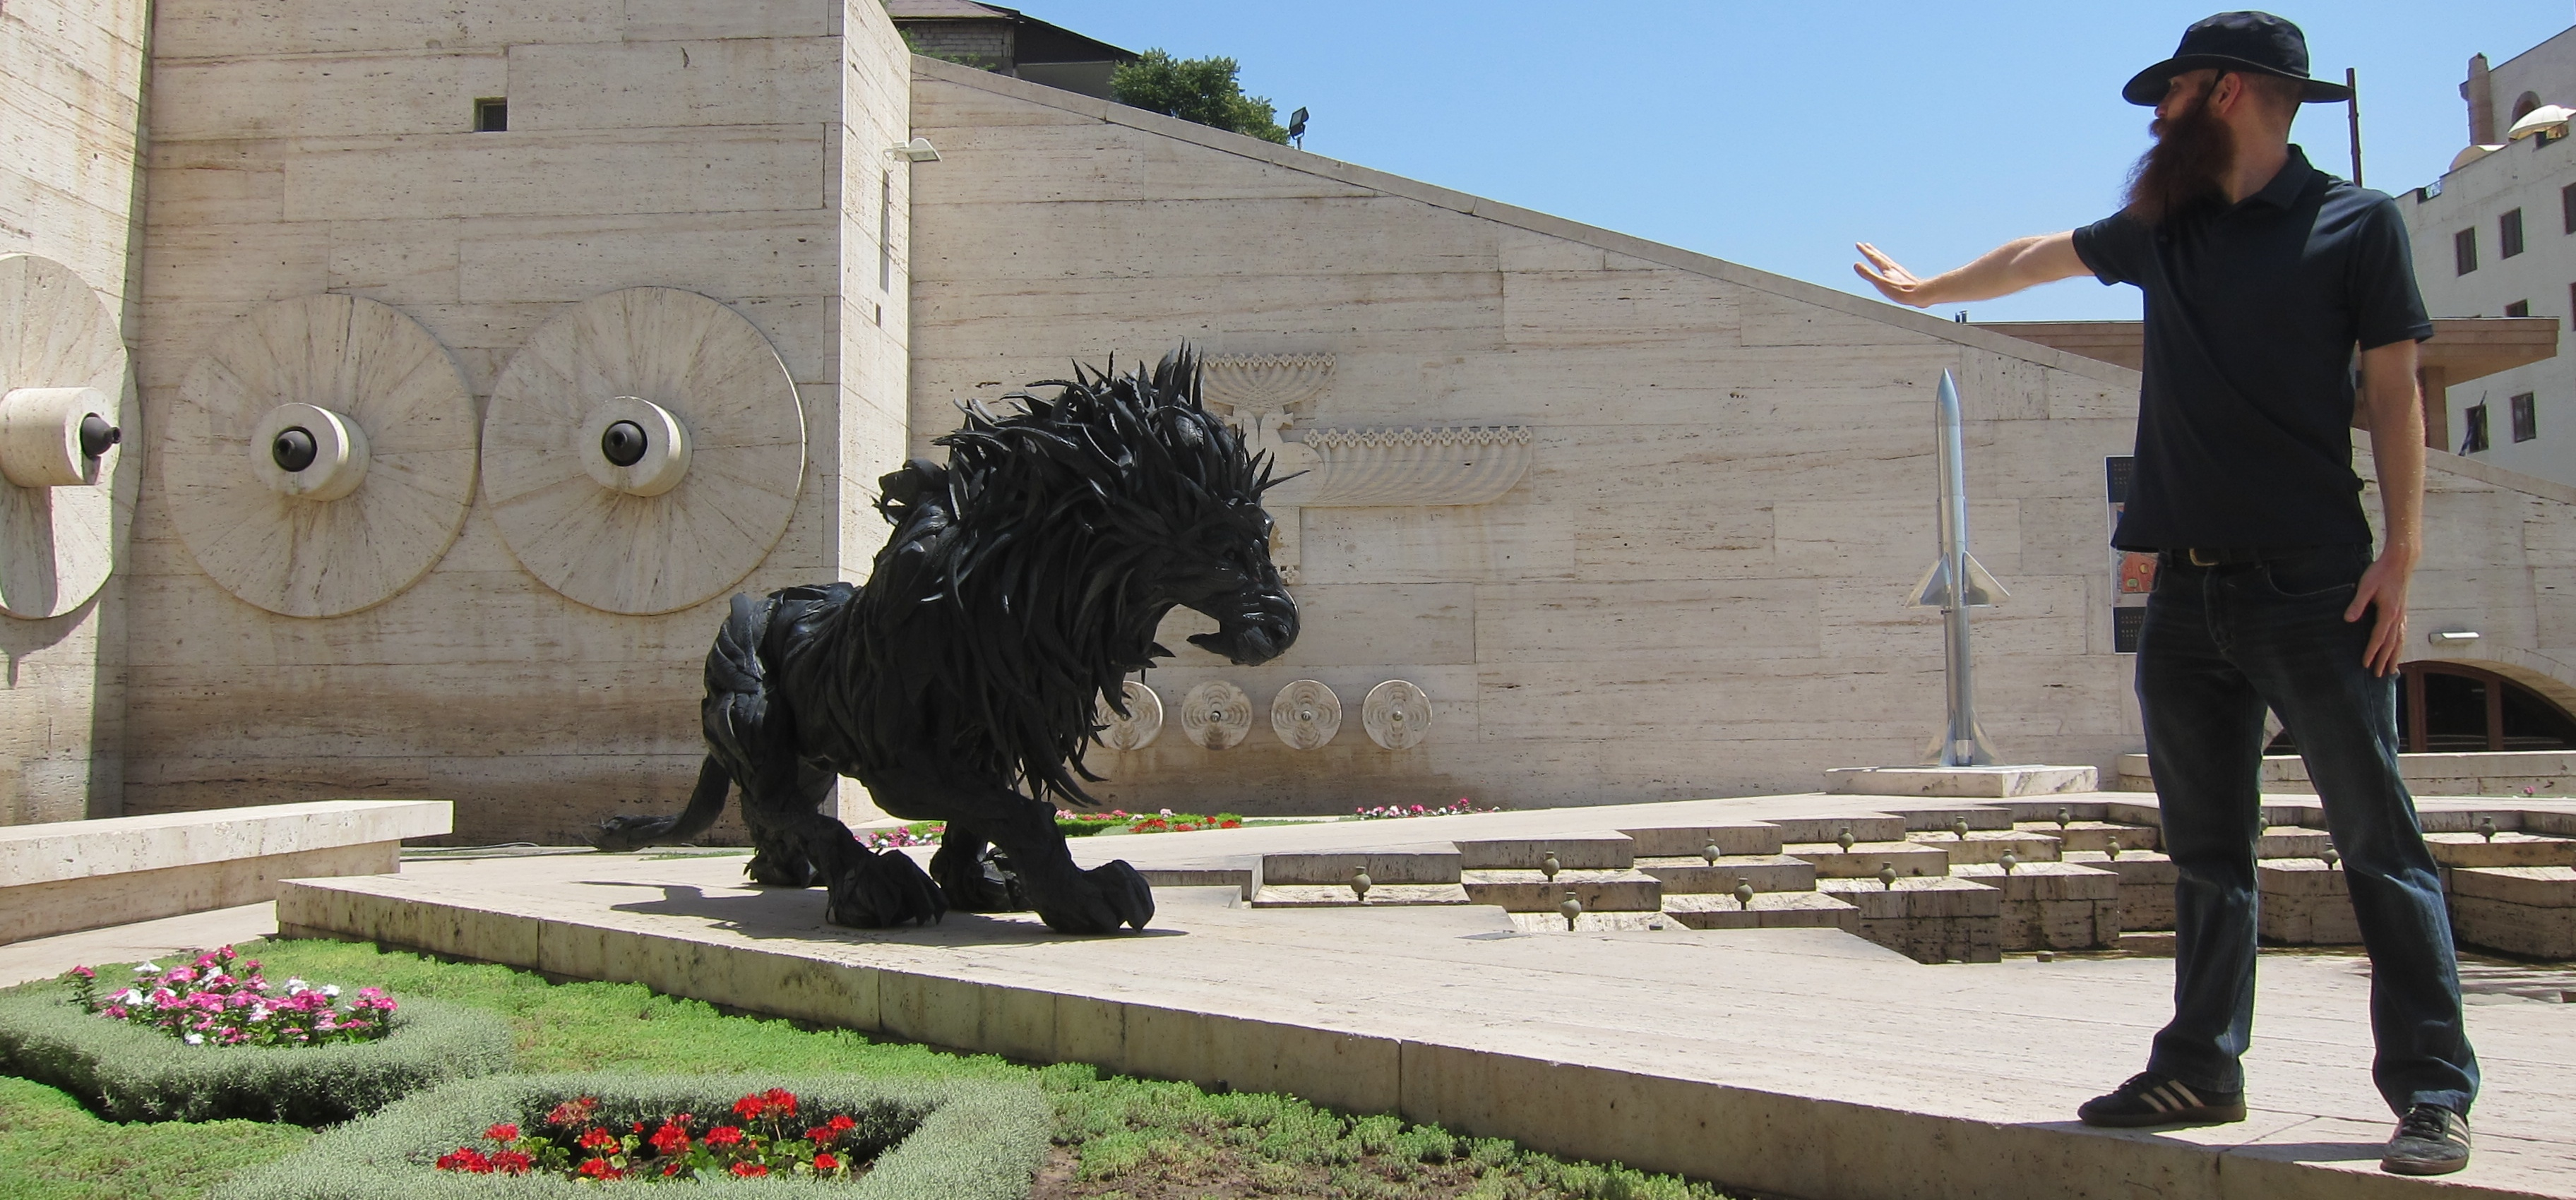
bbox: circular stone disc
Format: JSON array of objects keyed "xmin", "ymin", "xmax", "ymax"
[
  {"xmin": 482, "ymin": 288, "xmax": 804, "ymax": 616},
  {"xmin": 0, "ymin": 254, "xmax": 135, "ymax": 620},
  {"xmin": 1179, "ymin": 680, "xmax": 1253, "ymax": 750},
  {"xmin": 1096, "ymin": 680, "xmax": 1165, "ymax": 751},
  {"xmin": 1270, "ymin": 680, "xmax": 1343, "ymax": 750},
  {"xmin": 164, "ymin": 295, "xmax": 477, "ymax": 618},
  {"xmin": 1362, "ymin": 680, "xmax": 1433, "ymax": 750}
]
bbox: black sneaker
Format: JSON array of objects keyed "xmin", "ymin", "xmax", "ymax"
[
  {"xmin": 2381, "ymin": 1105, "xmax": 2471, "ymax": 1175},
  {"xmin": 2077, "ymin": 1072, "xmax": 2247, "ymax": 1127}
]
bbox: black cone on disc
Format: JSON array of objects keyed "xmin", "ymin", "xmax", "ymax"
[
  {"xmin": 272, "ymin": 426, "xmax": 318, "ymax": 472},
  {"xmin": 78, "ymin": 414, "xmax": 121, "ymax": 460},
  {"xmin": 601, "ymin": 419, "xmax": 649, "ymax": 467}
]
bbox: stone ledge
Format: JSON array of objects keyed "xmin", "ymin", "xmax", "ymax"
[
  {"xmin": 1825, "ymin": 765, "xmax": 2101, "ymax": 798},
  {"xmin": 0, "ymin": 800, "xmax": 451, "ymax": 886}
]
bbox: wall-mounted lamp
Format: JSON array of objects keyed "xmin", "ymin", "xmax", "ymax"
[
  {"xmin": 886, "ymin": 138, "xmax": 941, "ymax": 163},
  {"xmin": 2428, "ymin": 630, "xmax": 2482, "ymax": 645}
]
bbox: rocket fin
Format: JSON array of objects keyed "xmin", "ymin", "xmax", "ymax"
[{"xmin": 1907, "ymin": 554, "xmax": 2010, "ymax": 608}]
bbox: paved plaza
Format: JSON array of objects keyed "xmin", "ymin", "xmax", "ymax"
[{"xmin": 10, "ymin": 791, "xmax": 2563, "ymax": 1199}]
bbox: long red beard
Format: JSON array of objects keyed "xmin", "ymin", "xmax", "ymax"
[{"xmin": 2124, "ymin": 95, "xmax": 2236, "ymax": 225}]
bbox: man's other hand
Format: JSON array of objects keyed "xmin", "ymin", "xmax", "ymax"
[{"xmin": 2346, "ymin": 546, "xmax": 2416, "ymax": 677}]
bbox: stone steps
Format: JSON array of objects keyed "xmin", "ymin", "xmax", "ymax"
[
  {"xmin": 1904, "ymin": 829, "xmax": 2063, "ymax": 865},
  {"xmin": 1817, "ymin": 876, "xmax": 2002, "ymax": 963},
  {"xmin": 1249, "ymin": 883, "xmax": 1472, "ymax": 908},
  {"xmin": 1460, "ymin": 868, "xmax": 1661, "ymax": 913},
  {"xmin": 1950, "ymin": 861, "xmax": 2123, "ymax": 951},
  {"xmin": 1784, "ymin": 840, "xmax": 1954, "ymax": 879},
  {"xmin": 2426, "ymin": 832, "xmax": 2576, "ymax": 869},
  {"xmin": 1633, "ymin": 854, "xmax": 1816, "ymax": 894},
  {"xmin": 1661, "ymin": 890, "xmax": 1859, "ymax": 932},
  {"xmin": 2447, "ymin": 865, "xmax": 2576, "ymax": 959}
]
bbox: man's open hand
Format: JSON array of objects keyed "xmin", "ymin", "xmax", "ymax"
[
  {"xmin": 1852, "ymin": 243, "xmax": 1933, "ymax": 306},
  {"xmin": 2345, "ymin": 546, "xmax": 2416, "ymax": 677}
]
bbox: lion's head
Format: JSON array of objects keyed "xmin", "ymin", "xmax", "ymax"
[{"xmin": 869, "ymin": 348, "xmax": 1298, "ymax": 801}]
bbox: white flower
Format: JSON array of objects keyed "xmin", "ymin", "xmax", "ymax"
[
  {"xmin": 133, "ymin": 962, "xmax": 160, "ymax": 974},
  {"xmin": 183, "ymin": 1033, "xmax": 204, "ymax": 1045},
  {"xmin": 248, "ymin": 1004, "xmax": 270, "ymax": 1022},
  {"xmin": 283, "ymin": 978, "xmax": 308, "ymax": 995},
  {"xmin": 1159, "ymin": 808, "xmax": 1174, "ymax": 817},
  {"xmin": 320, "ymin": 984, "xmax": 340, "ymax": 998},
  {"xmin": 114, "ymin": 988, "xmax": 143, "ymax": 1004}
]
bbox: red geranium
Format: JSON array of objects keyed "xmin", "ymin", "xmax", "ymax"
[
  {"xmin": 814, "ymin": 1151, "xmax": 841, "ymax": 1171},
  {"xmin": 578, "ymin": 1127, "xmax": 620, "ymax": 1151},
  {"xmin": 436, "ymin": 1147, "xmax": 493, "ymax": 1173},
  {"xmin": 483, "ymin": 1122, "xmax": 519, "ymax": 1142},
  {"xmin": 731, "ymin": 1162, "xmax": 770, "ymax": 1177},
  {"xmin": 705, "ymin": 1124, "xmax": 744, "ymax": 1146}
]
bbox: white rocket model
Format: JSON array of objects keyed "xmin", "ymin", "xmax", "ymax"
[{"xmin": 1906, "ymin": 371, "xmax": 2008, "ymax": 767}]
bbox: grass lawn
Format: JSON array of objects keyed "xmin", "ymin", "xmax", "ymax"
[{"xmin": 0, "ymin": 940, "xmax": 1734, "ymax": 1199}]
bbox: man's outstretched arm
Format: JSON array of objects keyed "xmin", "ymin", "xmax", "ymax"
[{"xmin": 1853, "ymin": 232, "xmax": 2092, "ymax": 308}]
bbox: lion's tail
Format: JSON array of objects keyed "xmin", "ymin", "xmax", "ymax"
[{"xmin": 680, "ymin": 591, "xmax": 777, "ymax": 836}]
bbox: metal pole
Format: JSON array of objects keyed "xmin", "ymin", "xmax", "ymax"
[{"xmin": 2347, "ymin": 67, "xmax": 2364, "ymax": 186}]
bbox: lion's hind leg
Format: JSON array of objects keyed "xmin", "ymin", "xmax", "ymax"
[{"xmin": 751, "ymin": 764, "xmax": 944, "ymax": 928}]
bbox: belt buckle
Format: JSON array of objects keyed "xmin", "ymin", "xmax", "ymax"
[{"xmin": 2188, "ymin": 548, "xmax": 2219, "ymax": 567}]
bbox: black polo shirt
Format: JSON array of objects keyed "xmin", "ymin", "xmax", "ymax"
[{"xmin": 2072, "ymin": 144, "xmax": 2432, "ymax": 551}]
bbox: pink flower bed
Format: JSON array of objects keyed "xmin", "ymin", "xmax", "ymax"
[
  {"xmin": 1354, "ymin": 798, "xmax": 1497, "ymax": 820},
  {"xmin": 64, "ymin": 945, "xmax": 396, "ymax": 1048}
]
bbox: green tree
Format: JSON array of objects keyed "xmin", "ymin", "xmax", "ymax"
[{"xmin": 1110, "ymin": 49, "xmax": 1289, "ymax": 144}]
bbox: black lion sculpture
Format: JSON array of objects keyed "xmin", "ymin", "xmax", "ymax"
[{"xmin": 595, "ymin": 349, "xmax": 1297, "ymax": 934}]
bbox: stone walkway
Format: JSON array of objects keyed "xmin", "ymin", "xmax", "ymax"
[{"xmin": 237, "ymin": 790, "xmax": 2576, "ymax": 1200}]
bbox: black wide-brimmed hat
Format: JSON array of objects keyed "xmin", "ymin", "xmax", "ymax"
[{"xmin": 2122, "ymin": 11, "xmax": 2351, "ymax": 106}]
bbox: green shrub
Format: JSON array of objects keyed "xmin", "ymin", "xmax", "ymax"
[
  {"xmin": 211, "ymin": 1072, "xmax": 1049, "ymax": 1200},
  {"xmin": 0, "ymin": 984, "xmax": 511, "ymax": 1125}
]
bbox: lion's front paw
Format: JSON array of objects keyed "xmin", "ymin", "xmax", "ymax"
[
  {"xmin": 824, "ymin": 848, "xmax": 949, "ymax": 928},
  {"xmin": 1033, "ymin": 860, "xmax": 1155, "ymax": 935},
  {"xmin": 592, "ymin": 814, "xmax": 679, "ymax": 852}
]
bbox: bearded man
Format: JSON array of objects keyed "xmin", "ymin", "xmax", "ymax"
[{"xmin": 1852, "ymin": 12, "xmax": 2476, "ymax": 1177}]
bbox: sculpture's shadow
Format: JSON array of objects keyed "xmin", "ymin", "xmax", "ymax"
[{"xmin": 592, "ymin": 882, "xmax": 1184, "ymax": 947}]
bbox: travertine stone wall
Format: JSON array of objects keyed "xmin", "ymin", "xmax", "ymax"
[
  {"xmin": 907, "ymin": 57, "xmax": 2576, "ymax": 815},
  {"xmin": 124, "ymin": 0, "xmax": 910, "ymax": 842},
  {"xmin": 0, "ymin": 0, "xmax": 150, "ymax": 822}
]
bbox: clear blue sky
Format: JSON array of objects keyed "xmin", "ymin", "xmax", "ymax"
[{"xmin": 1018, "ymin": 1, "xmax": 2570, "ymax": 321}]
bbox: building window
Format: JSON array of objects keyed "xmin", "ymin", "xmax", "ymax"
[
  {"xmin": 2457, "ymin": 227, "xmax": 2479, "ymax": 275},
  {"xmin": 473, "ymin": 97, "xmax": 508, "ymax": 131},
  {"xmin": 2462, "ymin": 402, "xmax": 2491, "ymax": 453},
  {"xmin": 2511, "ymin": 392, "xmax": 2538, "ymax": 442},
  {"xmin": 2564, "ymin": 183, "xmax": 2576, "ymax": 233},
  {"xmin": 2507, "ymin": 299, "xmax": 2532, "ymax": 317},
  {"xmin": 2503, "ymin": 208, "xmax": 2527, "ymax": 258}
]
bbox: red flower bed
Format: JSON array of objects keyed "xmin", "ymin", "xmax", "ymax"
[{"xmin": 434, "ymin": 1089, "xmax": 866, "ymax": 1182}]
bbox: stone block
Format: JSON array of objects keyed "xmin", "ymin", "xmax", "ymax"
[
  {"xmin": 1453, "ymin": 834, "xmax": 1633, "ymax": 871},
  {"xmin": 1634, "ymin": 854, "xmax": 1815, "ymax": 894},
  {"xmin": 2255, "ymin": 827, "xmax": 2332, "ymax": 859},
  {"xmin": 1661, "ymin": 890, "xmax": 1859, "ymax": 932},
  {"xmin": 1907, "ymin": 830, "xmax": 2063, "ymax": 865},
  {"xmin": 2423, "ymin": 832, "xmax": 2576, "ymax": 869},
  {"xmin": 2, "ymin": 800, "xmax": 451, "ymax": 942},
  {"xmin": 1784, "ymin": 841, "xmax": 1953, "ymax": 879},
  {"xmin": 1952, "ymin": 863, "xmax": 2122, "ymax": 950},
  {"xmin": 2257, "ymin": 860, "xmax": 2361, "ymax": 945},
  {"xmin": 2447, "ymin": 867, "xmax": 2576, "ymax": 958},
  {"xmin": 2065, "ymin": 849, "xmax": 2176, "ymax": 930},
  {"xmin": 1462, "ymin": 869, "xmax": 1660, "ymax": 912},
  {"xmin": 1260, "ymin": 851, "xmax": 1461, "ymax": 885},
  {"xmin": 2031, "ymin": 821, "xmax": 2161, "ymax": 853},
  {"xmin": 1251, "ymin": 883, "xmax": 1472, "ymax": 908},
  {"xmin": 1763, "ymin": 816, "xmax": 1907, "ymax": 844},
  {"xmin": 1818, "ymin": 875, "xmax": 2000, "ymax": 919},
  {"xmin": 1825, "ymin": 764, "xmax": 2099, "ymax": 798},
  {"xmin": 1617, "ymin": 824, "xmax": 1782, "ymax": 857},
  {"xmin": 1879, "ymin": 805, "xmax": 2015, "ymax": 832}
]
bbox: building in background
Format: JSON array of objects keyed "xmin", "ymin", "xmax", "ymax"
[
  {"xmin": 883, "ymin": 0, "xmax": 1135, "ymax": 100},
  {"xmin": 2406, "ymin": 30, "xmax": 2576, "ymax": 485}
]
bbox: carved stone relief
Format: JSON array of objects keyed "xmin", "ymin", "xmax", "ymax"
[
  {"xmin": 1179, "ymin": 680, "xmax": 1253, "ymax": 750},
  {"xmin": 1361, "ymin": 680, "xmax": 1433, "ymax": 750},
  {"xmin": 1095, "ymin": 680, "xmax": 1164, "ymax": 751},
  {"xmin": 1198, "ymin": 350, "xmax": 1533, "ymax": 584},
  {"xmin": 1270, "ymin": 680, "xmax": 1342, "ymax": 750}
]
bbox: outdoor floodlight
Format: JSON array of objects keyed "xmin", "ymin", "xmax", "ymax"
[
  {"xmin": 886, "ymin": 138, "xmax": 941, "ymax": 162},
  {"xmin": 2428, "ymin": 630, "xmax": 2482, "ymax": 645}
]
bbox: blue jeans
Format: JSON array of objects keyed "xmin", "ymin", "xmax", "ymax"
[{"xmin": 2136, "ymin": 544, "xmax": 2478, "ymax": 1117}]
